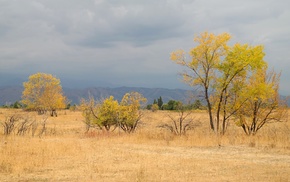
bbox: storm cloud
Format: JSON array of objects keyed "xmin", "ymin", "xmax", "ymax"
[{"xmin": 0, "ymin": 0, "xmax": 289, "ymax": 94}]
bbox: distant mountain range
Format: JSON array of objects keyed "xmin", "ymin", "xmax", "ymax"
[
  {"xmin": 2, "ymin": 86, "xmax": 288, "ymax": 107},
  {"xmin": 0, "ymin": 86, "xmax": 23, "ymax": 106},
  {"xmin": 0, "ymin": 86, "xmax": 197, "ymax": 106}
]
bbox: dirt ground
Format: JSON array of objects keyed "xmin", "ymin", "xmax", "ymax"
[{"xmin": 0, "ymin": 109, "xmax": 289, "ymax": 181}]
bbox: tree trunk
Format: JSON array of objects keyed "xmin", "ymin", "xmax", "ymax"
[
  {"xmin": 205, "ymin": 87, "xmax": 214, "ymax": 131},
  {"xmin": 50, "ymin": 109, "xmax": 58, "ymax": 117},
  {"xmin": 222, "ymin": 89, "xmax": 228, "ymax": 135}
]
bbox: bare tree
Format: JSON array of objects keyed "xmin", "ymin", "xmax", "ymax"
[{"xmin": 159, "ymin": 105, "xmax": 200, "ymax": 135}]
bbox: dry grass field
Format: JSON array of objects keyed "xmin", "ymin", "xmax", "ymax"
[{"xmin": 0, "ymin": 108, "xmax": 290, "ymax": 181}]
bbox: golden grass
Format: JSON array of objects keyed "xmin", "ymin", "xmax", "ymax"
[{"xmin": 0, "ymin": 109, "xmax": 290, "ymax": 181}]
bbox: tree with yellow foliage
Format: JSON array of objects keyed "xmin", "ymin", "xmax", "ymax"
[
  {"xmin": 22, "ymin": 73, "xmax": 67, "ymax": 117},
  {"xmin": 118, "ymin": 92, "xmax": 147, "ymax": 133},
  {"xmin": 171, "ymin": 32, "xmax": 285, "ymax": 135},
  {"xmin": 79, "ymin": 95, "xmax": 101, "ymax": 132},
  {"xmin": 97, "ymin": 96, "xmax": 119, "ymax": 131},
  {"xmin": 213, "ymin": 43, "xmax": 267, "ymax": 134},
  {"xmin": 79, "ymin": 92, "xmax": 147, "ymax": 133},
  {"xmin": 171, "ymin": 32, "xmax": 231, "ymax": 132},
  {"xmin": 235, "ymin": 69, "xmax": 287, "ymax": 135}
]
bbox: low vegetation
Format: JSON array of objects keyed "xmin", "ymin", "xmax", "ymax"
[
  {"xmin": 79, "ymin": 92, "xmax": 147, "ymax": 133},
  {"xmin": 0, "ymin": 109, "xmax": 289, "ymax": 181}
]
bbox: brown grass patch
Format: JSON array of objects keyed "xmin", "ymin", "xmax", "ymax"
[{"xmin": 0, "ymin": 109, "xmax": 289, "ymax": 181}]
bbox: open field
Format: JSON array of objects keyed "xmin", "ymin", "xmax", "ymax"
[{"xmin": 0, "ymin": 109, "xmax": 290, "ymax": 181}]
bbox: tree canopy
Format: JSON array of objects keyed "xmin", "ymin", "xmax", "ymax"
[{"xmin": 22, "ymin": 73, "xmax": 67, "ymax": 116}]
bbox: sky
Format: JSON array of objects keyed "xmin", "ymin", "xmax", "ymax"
[{"xmin": 0, "ymin": 0, "xmax": 289, "ymax": 94}]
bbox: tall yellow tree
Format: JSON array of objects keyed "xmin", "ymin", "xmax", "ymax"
[
  {"xmin": 214, "ymin": 44, "xmax": 267, "ymax": 134},
  {"xmin": 170, "ymin": 32, "xmax": 272, "ymax": 134},
  {"xmin": 171, "ymin": 32, "xmax": 231, "ymax": 131},
  {"xmin": 22, "ymin": 73, "xmax": 66, "ymax": 117}
]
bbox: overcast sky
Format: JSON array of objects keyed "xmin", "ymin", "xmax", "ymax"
[{"xmin": 0, "ymin": 0, "xmax": 289, "ymax": 94}]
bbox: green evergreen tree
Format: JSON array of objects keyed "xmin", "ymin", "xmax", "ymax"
[{"xmin": 157, "ymin": 96, "xmax": 163, "ymax": 109}]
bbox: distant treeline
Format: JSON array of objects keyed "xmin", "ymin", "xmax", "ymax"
[
  {"xmin": 146, "ymin": 96, "xmax": 204, "ymax": 111},
  {"xmin": 3, "ymin": 97, "xmax": 204, "ymax": 112}
]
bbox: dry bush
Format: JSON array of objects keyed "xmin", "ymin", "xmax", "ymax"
[
  {"xmin": 0, "ymin": 111, "xmax": 48, "ymax": 137},
  {"xmin": 158, "ymin": 110, "xmax": 202, "ymax": 136},
  {"xmin": 1, "ymin": 114, "xmax": 20, "ymax": 135}
]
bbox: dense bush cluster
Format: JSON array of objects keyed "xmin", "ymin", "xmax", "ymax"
[{"xmin": 79, "ymin": 92, "xmax": 147, "ymax": 133}]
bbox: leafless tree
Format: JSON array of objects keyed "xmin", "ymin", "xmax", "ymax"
[{"xmin": 159, "ymin": 108, "xmax": 201, "ymax": 136}]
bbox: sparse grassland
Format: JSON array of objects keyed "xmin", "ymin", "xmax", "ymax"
[{"xmin": 0, "ymin": 109, "xmax": 290, "ymax": 181}]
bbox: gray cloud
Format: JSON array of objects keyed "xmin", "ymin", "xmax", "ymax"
[{"xmin": 0, "ymin": 0, "xmax": 289, "ymax": 94}]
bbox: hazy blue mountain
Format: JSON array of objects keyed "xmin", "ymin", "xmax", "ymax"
[
  {"xmin": 0, "ymin": 86, "xmax": 197, "ymax": 106},
  {"xmin": 1, "ymin": 85, "xmax": 289, "ymax": 107},
  {"xmin": 63, "ymin": 87, "xmax": 197, "ymax": 105},
  {"xmin": 0, "ymin": 86, "xmax": 23, "ymax": 106}
]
